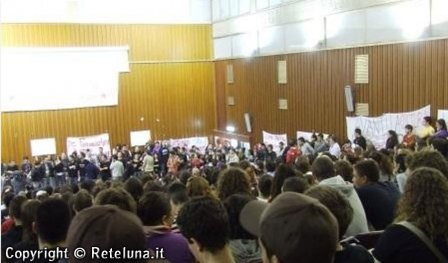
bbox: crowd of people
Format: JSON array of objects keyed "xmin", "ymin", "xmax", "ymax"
[{"xmin": 1, "ymin": 115, "xmax": 448, "ymax": 263}]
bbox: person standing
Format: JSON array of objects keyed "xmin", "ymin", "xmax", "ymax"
[{"xmin": 110, "ymin": 155, "xmax": 125, "ymax": 181}]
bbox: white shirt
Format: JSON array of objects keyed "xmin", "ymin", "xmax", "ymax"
[
  {"xmin": 329, "ymin": 143, "xmax": 341, "ymax": 158},
  {"xmin": 142, "ymin": 155, "xmax": 154, "ymax": 172},
  {"xmin": 110, "ymin": 160, "xmax": 124, "ymax": 179}
]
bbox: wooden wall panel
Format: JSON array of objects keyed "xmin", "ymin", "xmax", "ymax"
[
  {"xmin": 1, "ymin": 24, "xmax": 214, "ymax": 162},
  {"xmin": 215, "ymin": 39, "xmax": 448, "ymax": 144}
]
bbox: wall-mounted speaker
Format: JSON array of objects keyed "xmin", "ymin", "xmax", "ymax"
[
  {"xmin": 344, "ymin": 85, "xmax": 354, "ymax": 112},
  {"xmin": 244, "ymin": 113, "xmax": 252, "ymax": 133}
]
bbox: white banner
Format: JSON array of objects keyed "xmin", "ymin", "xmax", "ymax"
[
  {"xmin": 262, "ymin": 131, "xmax": 287, "ymax": 152},
  {"xmin": 297, "ymin": 131, "xmax": 329, "ymax": 141},
  {"xmin": 30, "ymin": 138, "xmax": 57, "ymax": 157},
  {"xmin": 169, "ymin": 137, "xmax": 209, "ymax": 153},
  {"xmin": 438, "ymin": 109, "xmax": 448, "ymax": 121},
  {"xmin": 346, "ymin": 105, "xmax": 430, "ymax": 150},
  {"xmin": 66, "ymin": 133, "xmax": 111, "ymax": 156},
  {"xmin": 130, "ymin": 130, "xmax": 151, "ymax": 146},
  {"xmin": 1, "ymin": 47, "xmax": 128, "ymax": 112}
]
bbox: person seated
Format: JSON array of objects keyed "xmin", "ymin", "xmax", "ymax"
[
  {"xmin": 402, "ymin": 124, "xmax": 417, "ymax": 150},
  {"xmin": 417, "ymin": 116, "xmax": 435, "ymax": 142},
  {"xmin": 385, "ymin": 130, "xmax": 399, "ymax": 152},
  {"xmin": 328, "ymin": 135, "xmax": 342, "ymax": 159},
  {"xmin": 137, "ymin": 191, "xmax": 194, "ymax": 263},
  {"xmin": 305, "ymin": 186, "xmax": 374, "ymax": 263},
  {"xmin": 353, "ymin": 129, "xmax": 367, "ymax": 150},
  {"xmin": 12, "ymin": 200, "xmax": 41, "ymax": 253},
  {"xmin": 94, "ymin": 187, "xmax": 136, "ymax": 213},
  {"xmin": 257, "ymin": 175, "xmax": 272, "ymax": 202},
  {"xmin": 433, "ymin": 119, "xmax": 448, "ymax": 139},
  {"xmin": 281, "ymin": 176, "xmax": 310, "ymax": 194},
  {"xmin": 224, "ymin": 194, "xmax": 261, "ymax": 263},
  {"xmin": 177, "ymin": 196, "xmax": 235, "ymax": 263},
  {"xmin": 298, "ymin": 137, "xmax": 315, "ymax": 156},
  {"xmin": 66, "ymin": 205, "xmax": 167, "ymax": 263},
  {"xmin": 1, "ymin": 195, "xmax": 27, "ymax": 252},
  {"xmin": 313, "ymin": 156, "xmax": 368, "ymax": 237},
  {"xmin": 240, "ymin": 192, "xmax": 339, "ymax": 263},
  {"xmin": 373, "ymin": 167, "xmax": 448, "ymax": 263},
  {"xmin": 353, "ymin": 160, "xmax": 400, "ymax": 230}
]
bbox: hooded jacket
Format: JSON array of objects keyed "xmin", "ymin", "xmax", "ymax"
[{"xmin": 319, "ymin": 175, "xmax": 369, "ymax": 237}]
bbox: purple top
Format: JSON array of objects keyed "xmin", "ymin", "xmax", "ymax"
[
  {"xmin": 434, "ymin": 129, "xmax": 448, "ymax": 139},
  {"xmin": 146, "ymin": 230, "xmax": 195, "ymax": 263}
]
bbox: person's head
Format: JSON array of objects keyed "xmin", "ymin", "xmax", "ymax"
[
  {"xmin": 406, "ymin": 149, "xmax": 448, "ymax": 177},
  {"xmin": 187, "ymin": 176, "xmax": 214, "ymax": 198},
  {"xmin": 353, "ymin": 159, "xmax": 380, "ymax": 187},
  {"xmin": 367, "ymin": 151, "xmax": 394, "ymax": 176},
  {"xmin": 124, "ymin": 177, "xmax": 143, "ymax": 202},
  {"xmin": 436, "ymin": 119, "xmax": 447, "ymax": 131},
  {"xmin": 354, "ymin": 128, "xmax": 362, "ymax": 137},
  {"xmin": 334, "ymin": 160, "xmax": 354, "ymax": 182},
  {"xmin": 94, "ymin": 187, "xmax": 137, "ymax": 213},
  {"xmin": 258, "ymin": 175, "xmax": 273, "ymax": 199},
  {"xmin": 168, "ymin": 183, "xmax": 189, "ymax": 216},
  {"xmin": 20, "ymin": 200, "xmax": 41, "ymax": 242},
  {"xmin": 240, "ymin": 192, "xmax": 338, "ymax": 263},
  {"xmin": 396, "ymin": 167, "xmax": 448, "ymax": 239},
  {"xmin": 312, "ymin": 156, "xmax": 336, "ymax": 182},
  {"xmin": 305, "ymin": 186, "xmax": 353, "ymax": 240},
  {"xmin": 394, "ymin": 152, "xmax": 409, "ymax": 174},
  {"xmin": 279, "ymin": 141, "xmax": 284, "ymax": 149},
  {"xmin": 295, "ymin": 156, "xmax": 310, "ymax": 174},
  {"xmin": 388, "ymin": 130, "xmax": 398, "ymax": 139},
  {"xmin": 423, "ymin": 116, "xmax": 432, "ymax": 126},
  {"xmin": 297, "ymin": 137, "xmax": 306, "ymax": 146},
  {"xmin": 72, "ymin": 189, "xmax": 93, "ymax": 213},
  {"xmin": 267, "ymin": 144, "xmax": 274, "ymax": 152},
  {"xmin": 265, "ymin": 161, "xmax": 276, "ymax": 173},
  {"xmin": 177, "ymin": 196, "xmax": 230, "ymax": 260},
  {"xmin": 405, "ymin": 124, "xmax": 413, "ymax": 134},
  {"xmin": 281, "ymin": 176, "xmax": 309, "ymax": 194},
  {"xmin": 217, "ymin": 167, "xmax": 251, "ymax": 200},
  {"xmin": 66, "ymin": 206, "xmax": 147, "ymax": 263},
  {"xmin": 270, "ymin": 164, "xmax": 297, "ymax": 200},
  {"xmin": 223, "ymin": 194, "xmax": 257, "ymax": 240},
  {"xmin": 137, "ymin": 191, "xmax": 172, "ymax": 227},
  {"xmin": 35, "ymin": 199, "xmax": 71, "ymax": 247},
  {"xmin": 9, "ymin": 195, "xmax": 27, "ymax": 224}
]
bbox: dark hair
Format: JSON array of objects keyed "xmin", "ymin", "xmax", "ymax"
[
  {"xmin": 312, "ymin": 156, "xmax": 335, "ymax": 181},
  {"xmin": 3, "ymin": 191, "xmax": 15, "ymax": 208},
  {"xmin": 305, "ymin": 186, "xmax": 353, "ymax": 240},
  {"xmin": 177, "ymin": 196, "xmax": 230, "ymax": 253},
  {"xmin": 223, "ymin": 194, "xmax": 257, "ymax": 240},
  {"xmin": 355, "ymin": 128, "xmax": 362, "ymax": 135},
  {"xmin": 282, "ymin": 176, "xmax": 310, "ymax": 194},
  {"xmin": 394, "ymin": 152, "xmax": 409, "ymax": 173},
  {"xmin": 72, "ymin": 189, "xmax": 93, "ymax": 213},
  {"xmin": 406, "ymin": 150, "xmax": 448, "ymax": 178},
  {"xmin": 334, "ymin": 160, "xmax": 354, "ymax": 182},
  {"xmin": 258, "ymin": 175, "xmax": 273, "ymax": 199},
  {"xmin": 423, "ymin": 116, "xmax": 432, "ymax": 124},
  {"xmin": 124, "ymin": 177, "xmax": 143, "ymax": 202},
  {"xmin": 437, "ymin": 119, "xmax": 447, "ymax": 130},
  {"xmin": 265, "ymin": 161, "xmax": 276, "ymax": 173},
  {"xmin": 217, "ymin": 168, "xmax": 252, "ymax": 200},
  {"xmin": 137, "ymin": 191, "xmax": 171, "ymax": 226},
  {"xmin": 429, "ymin": 137, "xmax": 448, "ymax": 157},
  {"xmin": 405, "ymin": 124, "xmax": 413, "ymax": 131},
  {"xmin": 9, "ymin": 195, "xmax": 27, "ymax": 220},
  {"xmin": 298, "ymin": 137, "xmax": 306, "ymax": 143},
  {"xmin": 143, "ymin": 180, "xmax": 164, "ymax": 193},
  {"xmin": 354, "ymin": 159, "xmax": 380, "ymax": 182},
  {"xmin": 95, "ymin": 188, "xmax": 137, "ymax": 213},
  {"xmin": 295, "ymin": 156, "xmax": 310, "ymax": 174},
  {"xmin": 368, "ymin": 151, "xmax": 394, "ymax": 176},
  {"xmin": 36, "ymin": 199, "xmax": 71, "ymax": 244},
  {"xmin": 21, "ymin": 200, "xmax": 41, "ymax": 243},
  {"xmin": 270, "ymin": 164, "xmax": 297, "ymax": 200}
]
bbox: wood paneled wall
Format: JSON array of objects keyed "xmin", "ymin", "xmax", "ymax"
[
  {"xmin": 215, "ymin": 39, "xmax": 448, "ymax": 144},
  {"xmin": 1, "ymin": 24, "xmax": 215, "ymax": 162}
]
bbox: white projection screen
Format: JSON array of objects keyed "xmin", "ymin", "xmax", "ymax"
[
  {"xmin": 0, "ymin": 47, "xmax": 129, "ymax": 112},
  {"xmin": 130, "ymin": 130, "xmax": 152, "ymax": 146}
]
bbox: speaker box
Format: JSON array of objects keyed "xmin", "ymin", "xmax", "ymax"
[
  {"xmin": 344, "ymin": 85, "xmax": 354, "ymax": 112},
  {"xmin": 244, "ymin": 113, "xmax": 252, "ymax": 133}
]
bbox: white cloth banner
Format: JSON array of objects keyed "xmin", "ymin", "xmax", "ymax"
[
  {"xmin": 30, "ymin": 138, "xmax": 57, "ymax": 157},
  {"xmin": 130, "ymin": 130, "xmax": 151, "ymax": 146},
  {"xmin": 438, "ymin": 110, "xmax": 448, "ymax": 121},
  {"xmin": 1, "ymin": 47, "xmax": 129, "ymax": 112},
  {"xmin": 66, "ymin": 133, "xmax": 111, "ymax": 156},
  {"xmin": 262, "ymin": 131, "xmax": 287, "ymax": 153},
  {"xmin": 169, "ymin": 137, "xmax": 209, "ymax": 153},
  {"xmin": 297, "ymin": 131, "xmax": 329, "ymax": 141},
  {"xmin": 346, "ymin": 105, "xmax": 430, "ymax": 150}
]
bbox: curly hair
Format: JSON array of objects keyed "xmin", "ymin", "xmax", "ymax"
[
  {"xmin": 406, "ymin": 149, "xmax": 448, "ymax": 178},
  {"xmin": 217, "ymin": 168, "xmax": 252, "ymax": 200},
  {"xmin": 395, "ymin": 167, "xmax": 448, "ymax": 239},
  {"xmin": 186, "ymin": 176, "xmax": 215, "ymax": 198}
]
